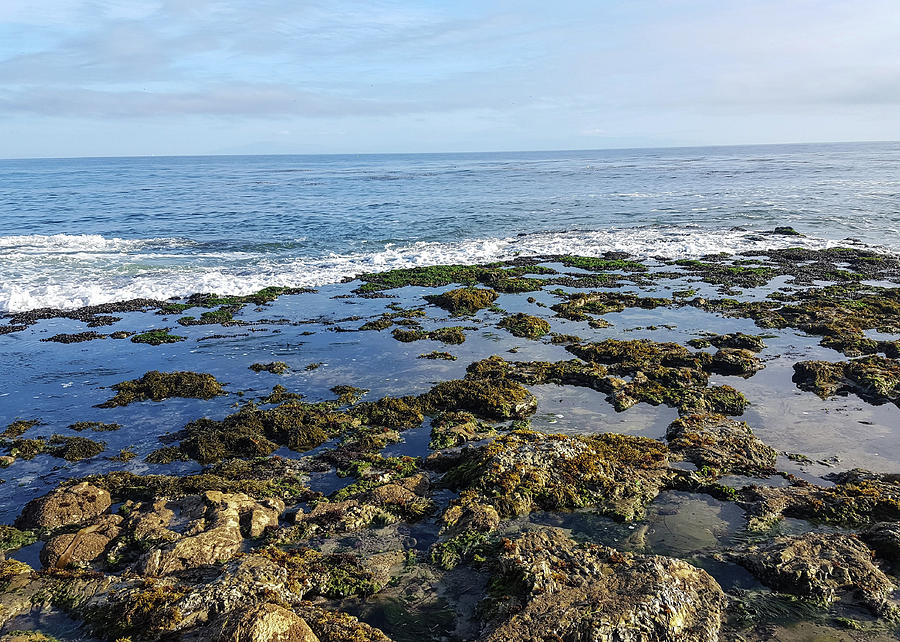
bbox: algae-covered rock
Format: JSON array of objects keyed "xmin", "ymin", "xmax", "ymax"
[
  {"xmin": 97, "ymin": 370, "xmax": 225, "ymax": 408},
  {"xmin": 498, "ymin": 313, "xmax": 551, "ymax": 339},
  {"xmin": 737, "ymin": 532, "xmax": 897, "ymax": 617},
  {"xmin": 429, "ymin": 411, "xmax": 495, "ymax": 449},
  {"xmin": 666, "ymin": 414, "xmax": 777, "ymax": 476},
  {"xmin": 737, "ymin": 469, "xmax": 900, "ymax": 529},
  {"xmin": 249, "ymin": 361, "xmax": 289, "ymax": 374},
  {"xmin": 793, "ymin": 356, "xmax": 900, "ymax": 406},
  {"xmin": 68, "ymin": 421, "xmax": 121, "ymax": 432},
  {"xmin": 688, "ymin": 332, "xmax": 767, "ymax": 352},
  {"xmin": 2, "ymin": 420, "xmax": 40, "ymax": 438},
  {"xmin": 709, "ymin": 347, "xmax": 764, "ymax": 376},
  {"xmin": 47, "ymin": 435, "xmax": 105, "ymax": 461},
  {"xmin": 423, "ymin": 287, "xmax": 498, "ymax": 314},
  {"xmin": 131, "ymin": 328, "xmax": 186, "ymax": 345},
  {"xmin": 17, "ymin": 482, "xmax": 111, "ymax": 530},
  {"xmin": 421, "ymin": 377, "xmax": 537, "ymax": 420},
  {"xmin": 442, "ymin": 428, "xmax": 670, "ymax": 522},
  {"xmin": 483, "ymin": 528, "xmax": 725, "ymax": 642}
]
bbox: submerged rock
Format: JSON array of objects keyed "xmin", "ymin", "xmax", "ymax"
[{"xmin": 483, "ymin": 528, "xmax": 725, "ymax": 641}]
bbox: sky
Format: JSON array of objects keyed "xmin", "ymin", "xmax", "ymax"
[{"xmin": 2, "ymin": 0, "xmax": 900, "ymax": 158}]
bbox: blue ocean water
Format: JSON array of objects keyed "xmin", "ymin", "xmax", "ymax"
[{"xmin": 1, "ymin": 141, "xmax": 898, "ymax": 312}]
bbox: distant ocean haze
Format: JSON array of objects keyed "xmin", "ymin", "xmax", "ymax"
[{"xmin": 1, "ymin": 142, "xmax": 898, "ymax": 312}]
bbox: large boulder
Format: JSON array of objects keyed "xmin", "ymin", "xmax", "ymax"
[
  {"xmin": 483, "ymin": 528, "xmax": 725, "ymax": 641},
  {"xmin": 16, "ymin": 482, "xmax": 111, "ymax": 530}
]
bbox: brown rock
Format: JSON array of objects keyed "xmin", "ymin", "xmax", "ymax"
[
  {"xmin": 41, "ymin": 514, "xmax": 122, "ymax": 569},
  {"xmin": 220, "ymin": 603, "xmax": 319, "ymax": 642},
  {"xmin": 16, "ymin": 482, "xmax": 111, "ymax": 530}
]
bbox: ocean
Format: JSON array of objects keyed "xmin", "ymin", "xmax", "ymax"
[{"xmin": 1, "ymin": 141, "xmax": 899, "ymax": 313}]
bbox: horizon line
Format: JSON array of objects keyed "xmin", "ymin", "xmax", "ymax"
[{"xmin": 1, "ymin": 138, "xmax": 898, "ymax": 162}]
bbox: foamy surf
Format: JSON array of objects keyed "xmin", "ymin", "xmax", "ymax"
[{"xmin": 0, "ymin": 227, "xmax": 887, "ymax": 313}]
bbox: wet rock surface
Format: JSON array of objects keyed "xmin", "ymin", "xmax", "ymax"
[
  {"xmin": 483, "ymin": 528, "xmax": 726, "ymax": 641},
  {"xmin": 3, "ymin": 251, "xmax": 900, "ymax": 641}
]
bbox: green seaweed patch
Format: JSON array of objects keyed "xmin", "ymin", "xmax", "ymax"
[
  {"xmin": 305, "ymin": 362, "xmax": 324, "ymax": 371},
  {"xmin": 47, "ymin": 436, "xmax": 105, "ymax": 461},
  {"xmin": 80, "ymin": 580, "xmax": 187, "ymax": 640},
  {"xmin": 793, "ymin": 356, "xmax": 900, "ymax": 407},
  {"xmin": 2, "ymin": 419, "xmax": 40, "ymax": 438},
  {"xmin": 0, "ymin": 525, "xmax": 36, "ymax": 553},
  {"xmin": 331, "ymin": 385, "xmax": 369, "ymax": 405},
  {"xmin": 392, "ymin": 326, "xmax": 466, "ymax": 344},
  {"xmin": 429, "ymin": 411, "xmax": 496, "ymax": 450},
  {"xmin": 249, "ymin": 361, "xmax": 289, "ymax": 374},
  {"xmin": 359, "ymin": 316, "xmax": 394, "ymax": 331},
  {"xmin": 258, "ymin": 546, "xmax": 381, "ymax": 598},
  {"xmin": 144, "ymin": 446, "xmax": 190, "ymax": 464},
  {"xmin": 40, "ymin": 331, "xmax": 107, "ymax": 344},
  {"xmin": 68, "ymin": 421, "xmax": 121, "ymax": 432},
  {"xmin": 96, "ymin": 370, "xmax": 226, "ymax": 408},
  {"xmin": 418, "ymin": 351, "xmax": 458, "ymax": 361},
  {"xmin": 186, "ymin": 286, "xmax": 310, "ymax": 307},
  {"xmin": 424, "ymin": 287, "xmax": 499, "ymax": 315},
  {"xmin": 130, "ymin": 328, "xmax": 186, "ymax": 346},
  {"xmin": 430, "ymin": 530, "xmax": 493, "ymax": 570},
  {"xmin": 352, "ymin": 396, "xmax": 424, "ymax": 429},
  {"xmin": 260, "ymin": 384, "xmax": 303, "ymax": 404},
  {"xmin": 354, "ymin": 261, "xmax": 555, "ymax": 293},
  {"xmin": 420, "ymin": 376, "xmax": 537, "ymax": 420},
  {"xmin": 559, "ymin": 255, "xmax": 648, "ymax": 272},
  {"xmin": 498, "ymin": 313, "xmax": 551, "ymax": 339}
]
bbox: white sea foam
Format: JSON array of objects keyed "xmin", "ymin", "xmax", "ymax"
[{"xmin": 0, "ymin": 228, "xmax": 889, "ymax": 313}]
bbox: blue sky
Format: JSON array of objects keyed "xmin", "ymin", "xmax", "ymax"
[{"xmin": 2, "ymin": 0, "xmax": 899, "ymax": 157}]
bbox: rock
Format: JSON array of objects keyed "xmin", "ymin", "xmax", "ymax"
[
  {"xmin": 709, "ymin": 348, "xmax": 764, "ymax": 376},
  {"xmin": 737, "ymin": 532, "xmax": 897, "ymax": 616},
  {"xmin": 484, "ymin": 528, "xmax": 725, "ymax": 641},
  {"xmin": 793, "ymin": 356, "xmax": 900, "ymax": 406},
  {"xmin": 665, "ymin": 413, "xmax": 777, "ymax": 476},
  {"xmin": 441, "ymin": 428, "xmax": 670, "ymax": 522},
  {"xmin": 396, "ymin": 472, "xmax": 430, "ymax": 495},
  {"xmin": 219, "ymin": 603, "xmax": 319, "ymax": 642},
  {"xmin": 16, "ymin": 482, "xmax": 111, "ymax": 530},
  {"xmin": 370, "ymin": 483, "xmax": 419, "ymax": 507},
  {"xmin": 134, "ymin": 492, "xmax": 283, "ymax": 576},
  {"xmin": 41, "ymin": 514, "xmax": 122, "ymax": 569},
  {"xmin": 862, "ymin": 522, "xmax": 900, "ymax": 562}
]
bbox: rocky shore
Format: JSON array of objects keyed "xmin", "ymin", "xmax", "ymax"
[{"xmin": 1, "ymin": 242, "xmax": 900, "ymax": 641}]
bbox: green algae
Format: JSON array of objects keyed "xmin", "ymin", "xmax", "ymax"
[
  {"xmin": 441, "ymin": 428, "xmax": 670, "ymax": 522},
  {"xmin": 359, "ymin": 316, "xmax": 394, "ymax": 331},
  {"xmin": 77, "ymin": 457, "xmax": 311, "ymax": 503},
  {"xmin": 96, "ymin": 370, "xmax": 226, "ymax": 408},
  {"xmin": 354, "ymin": 262, "xmax": 554, "ymax": 293},
  {"xmin": 2, "ymin": 420, "xmax": 40, "ymax": 438},
  {"xmin": 392, "ymin": 326, "xmax": 466, "ymax": 344},
  {"xmin": 331, "ymin": 385, "xmax": 369, "ymax": 405},
  {"xmin": 418, "ymin": 351, "xmax": 457, "ymax": 360},
  {"xmin": 260, "ymin": 384, "xmax": 303, "ymax": 404},
  {"xmin": 68, "ymin": 421, "xmax": 120, "ymax": 432},
  {"xmin": 0, "ymin": 525, "xmax": 36, "ymax": 552},
  {"xmin": 144, "ymin": 446, "xmax": 190, "ymax": 464},
  {"xmin": 421, "ymin": 376, "xmax": 536, "ymax": 420},
  {"xmin": 249, "ymin": 361, "xmax": 289, "ymax": 374},
  {"xmin": 352, "ymin": 396, "xmax": 424, "ymax": 429},
  {"xmin": 47, "ymin": 435, "xmax": 105, "ymax": 461},
  {"xmin": 688, "ymin": 332, "xmax": 767, "ymax": 352},
  {"xmin": 559, "ymin": 255, "xmax": 648, "ymax": 272},
  {"xmin": 429, "ymin": 411, "xmax": 495, "ymax": 449},
  {"xmin": 498, "ymin": 313, "xmax": 551, "ymax": 339},
  {"xmin": 259, "ymin": 546, "xmax": 380, "ymax": 598},
  {"xmin": 793, "ymin": 356, "xmax": 900, "ymax": 406},
  {"xmin": 423, "ymin": 287, "xmax": 499, "ymax": 314},
  {"xmin": 130, "ymin": 328, "xmax": 186, "ymax": 345}
]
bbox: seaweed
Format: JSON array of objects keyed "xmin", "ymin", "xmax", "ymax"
[{"xmin": 96, "ymin": 371, "xmax": 226, "ymax": 408}]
